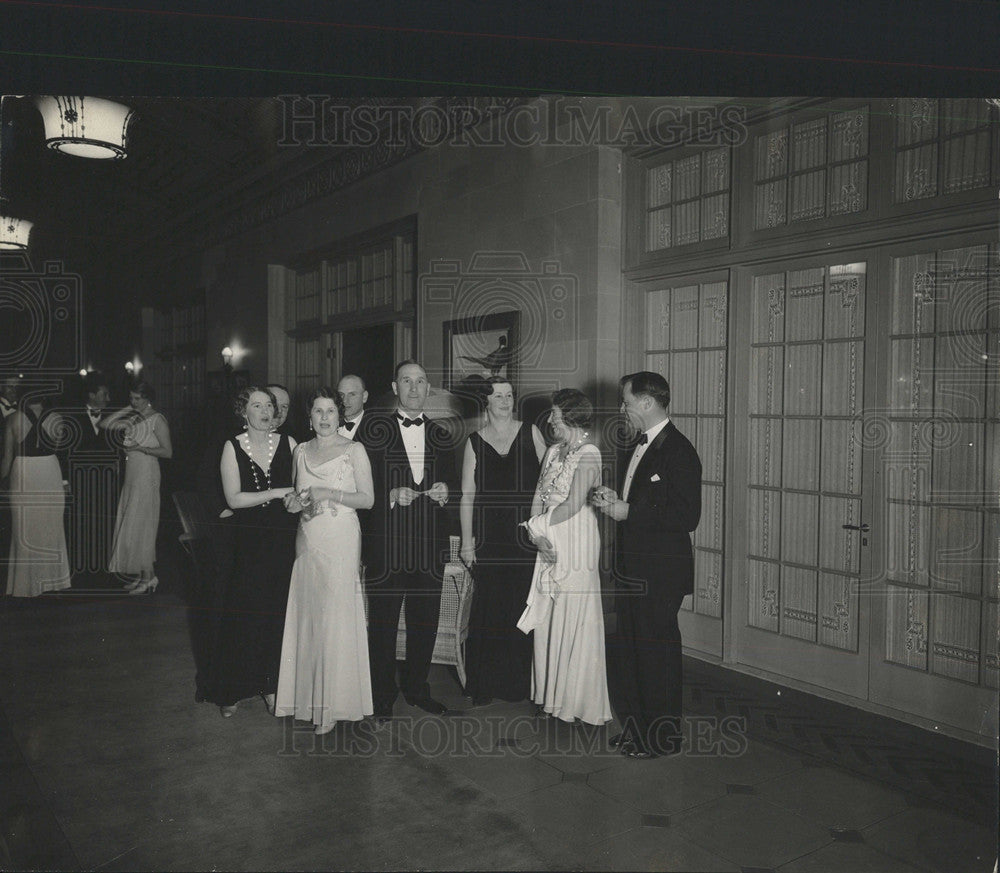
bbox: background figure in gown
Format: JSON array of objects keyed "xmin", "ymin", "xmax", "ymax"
[
  {"xmin": 103, "ymin": 382, "xmax": 172, "ymax": 595},
  {"xmin": 277, "ymin": 388, "xmax": 375, "ymax": 734},
  {"xmin": 208, "ymin": 387, "xmax": 296, "ymax": 718},
  {"xmin": 522, "ymin": 389, "xmax": 611, "ymax": 726},
  {"xmin": 459, "ymin": 377, "xmax": 545, "ymax": 705},
  {"xmin": 3, "ymin": 390, "xmax": 71, "ymax": 596}
]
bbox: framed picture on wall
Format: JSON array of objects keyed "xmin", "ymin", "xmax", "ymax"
[{"xmin": 443, "ymin": 310, "xmax": 520, "ymax": 400}]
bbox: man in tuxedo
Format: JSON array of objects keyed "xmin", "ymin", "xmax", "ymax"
[
  {"xmin": 65, "ymin": 375, "xmax": 121, "ymax": 578},
  {"xmin": 336, "ymin": 374, "xmax": 367, "ymax": 440},
  {"xmin": 266, "ymin": 384, "xmax": 292, "ymax": 436},
  {"xmin": 592, "ymin": 371, "xmax": 701, "ymax": 758},
  {"xmin": 356, "ymin": 360, "xmax": 457, "ymax": 719}
]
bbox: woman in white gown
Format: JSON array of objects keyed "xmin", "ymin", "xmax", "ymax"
[
  {"xmin": 276, "ymin": 387, "xmax": 374, "ymax": 734},
  {"xmin": 103, "ymin": 382, "xmax": 172, "ymax": 594},
  {"xmin": 520, "ymin": 388, "xmax": 611, "ymax": 726}
]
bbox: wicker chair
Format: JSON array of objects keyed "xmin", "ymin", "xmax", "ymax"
[{"xmin": 394, "ymin": 536, "xmax": 475, "ymax": 686}]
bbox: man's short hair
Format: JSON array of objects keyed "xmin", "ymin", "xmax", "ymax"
[
  {"xmin": 338, "ymin": 374, "xmax": 366, "ymax": 391},
  {"xmin": 394, "ymin": 359, "xmax": 424, "ymax": 381},
  {"xmin": 621, "ymin": 371, "xmax": 670, "ymax": 409}
]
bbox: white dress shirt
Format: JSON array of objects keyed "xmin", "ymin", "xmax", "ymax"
[
  {"xmin": 622, "ymin": 417, "xmax": 670, "ymax": 502},
  {"xmin": 396, "ymin": 411, "xmax": 426, "ymax": 486},
  {"xmin": 338, "ymin": 410, "xmax": 363, "ymax": 440}
]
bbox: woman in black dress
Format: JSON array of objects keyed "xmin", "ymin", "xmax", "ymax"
[
  {"xmin": 459, "ymin": 377, "xmax": 545, "ymax": 705},
  {"xmin": 207, "ymin": 387, "xmax": 297, "ymax": 718}
]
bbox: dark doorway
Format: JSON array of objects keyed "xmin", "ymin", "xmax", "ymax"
[{"xmin": 341, "ymin": 323, "xmax": 395, "ymax": 408}]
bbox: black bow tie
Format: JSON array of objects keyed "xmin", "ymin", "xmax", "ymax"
[
  {"xmin": 397, "ymin": 413, "xmax": 426, "ymax": 428},
  {"xmin": 635, "ymin": 433, "xmax": 649, "ymax": 445},
  {"xmin": 0, "ymin": 399, "xmax": 14, "ymax": 411},
  {"xmin": 342, "ymin": 420, "xmax": 356, "ymax": 432},
  {"xmin": 88, "ymin": 410, "xmax": 101, "ymax": 419}
]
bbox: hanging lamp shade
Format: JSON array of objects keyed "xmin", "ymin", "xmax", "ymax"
[
  {"xmin": 0, "ymin": 214, "xmax": 32, "ymax": 250},
  {"xmin": 35, "ymin": 96, "xmax": 134, "ymax": 159}
]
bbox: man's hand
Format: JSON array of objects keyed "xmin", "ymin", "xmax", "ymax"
[
  {"xmin": 426, "ymin": 481, "xmax": 448, "ymax": 506},
  {"xmin": 592, "ymin": 487, "xmax": 629, "ymax": 521},
  {"xmin": 393, "ymin": 486, "xmax": 421, "ymax": 507}
]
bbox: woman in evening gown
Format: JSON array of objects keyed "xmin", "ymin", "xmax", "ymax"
[
  {"xmin": 3, "ymin": 393, "xmax": 71, "ymax": 596},
  {"xmin": 208, "ymin": 387, "xmax": 297, "ymax": 718},
  {"xmin": 459, "ymin": 377, "xmax": 545, "ymax": 705},
  {"xmin": 276, "ymin": 387, "xmax": 374, "ymax": 733},
  {"xmin": 103, "ymin": 382, "xmax": 172, "ymax": 594},
  {"xmin": 520, "ymin": 388, "xmax": 611, "ymax": 726}
]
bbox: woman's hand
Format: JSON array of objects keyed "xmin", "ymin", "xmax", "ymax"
[
  {"xmin": 535, "ymin": 535, "xmax": 556, "ymax": 564},
  {"xmin": 283, "ymin": 491, "xmax": 304, "ymax": 513},
  {"xmin": 271, "ymin": 486, "xmax": 294, "ymax": 501},
  {"xmin": 459, "ymin": 541, "xmax": 476, "ymax": 568}
]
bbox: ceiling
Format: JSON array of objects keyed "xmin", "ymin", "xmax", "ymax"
[{"xmin": 2, "ymin": 97, "xmax": 290, "ymax": 271}]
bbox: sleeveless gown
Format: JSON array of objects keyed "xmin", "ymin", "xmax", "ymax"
[
  {"xmin": 465, "ymin": 425, "xmax": 540, "ymax": 702},
  {"xmin": 6, "ymin": 408, "xmax": 70, "ymax": 596},
  {"xmin": 529, "ymin": 443, "xmax": 612, "ymax": 725},
  {"xmin": 276, "ymin": 445, "xmax": 372, "ymax": 728},
  {"xmin": 108, "ymin": 412, "xmax": 164, "ymax": 578},
  {"xmin": 207, "ymin": 434, "xmax": 297, "ymax": 707}
]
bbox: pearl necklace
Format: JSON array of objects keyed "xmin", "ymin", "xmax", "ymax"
[{"xmin": 245, "ymin": 431, "xmax": 276, "ymax": 503}]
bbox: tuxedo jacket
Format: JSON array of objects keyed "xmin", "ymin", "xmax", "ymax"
[
  {"xmin": 70, "ymin": 409, "xmax": 119, "ymax": 454},
  {"xmin": 355, "ymin": 411, "xmax": 459, "ymax": 584},
  {"xmin": 616, "ymin": 421, "xmax": 702, "ymax": 597}
]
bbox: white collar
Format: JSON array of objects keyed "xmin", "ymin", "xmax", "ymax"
[{"xmin": 642, "ymin": 417, "xmax": 670, "ymax": 445}]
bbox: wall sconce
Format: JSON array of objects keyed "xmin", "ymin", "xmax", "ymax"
[{"xmin": 221, "ymin": 346, "xmax": 233, "ymax": 368}]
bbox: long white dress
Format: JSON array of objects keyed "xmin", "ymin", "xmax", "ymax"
[
  {"xmin": 108, "ymin": 412, "xmax": 163, "ymax": 577},
  {"xmin": 6, "ymin": 410, "xmax": 71, "ymax": 597},
  {"xmin": 276, "ymin": 445, "xmax": 373, "ymax": 729},
  {"xmin": 527, "ymin": 443, "xmax": 612, "ymax": 725}
]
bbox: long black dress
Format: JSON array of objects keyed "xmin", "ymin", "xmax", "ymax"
[
  {"xmin": 464, "ymin": 424, "xmax": 540, "ymax": 702},
  {"xmin": 206, "ymin": 434, "xmax": 296, "ymax": 707}
]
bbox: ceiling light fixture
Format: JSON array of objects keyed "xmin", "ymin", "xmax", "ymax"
[
  {"xmin": 0, "ymin": 95, "xmax": 31, "ymax": 250},
  {"xmin": 35, "ymin": 96, "xmax": 134, "ymax": 160}
]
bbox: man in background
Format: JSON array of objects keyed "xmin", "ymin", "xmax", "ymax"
[{"xmin": 337, "ymin": 374, "xmax": 368, "ymax": 440}]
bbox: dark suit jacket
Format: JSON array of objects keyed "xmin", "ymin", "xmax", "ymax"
[
  {"xmin": 59, "ymin": 409, "xmax": 122, "ymax": 478},
  {"xmin": 616, "ymin": 420, "xmax": 702, "ymax": 597},
  {"xmin": 356, "ymin": 411, "xmax": 459, "ymax": 584}
]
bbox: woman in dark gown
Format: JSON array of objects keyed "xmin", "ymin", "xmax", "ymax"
[
  {"xmin": 459, "ymin": 377, "xmax": 545, "ymax": 704},
  {"xmin": 206, "ymin": 387, "xmax": 297, "ymax": 717}
]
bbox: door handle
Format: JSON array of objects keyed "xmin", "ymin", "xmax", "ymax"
[{"xmin": 841, "ymin": 523, "xmax": 870, "ymax": 532}]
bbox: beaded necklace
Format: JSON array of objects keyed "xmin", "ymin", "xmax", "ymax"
[{"xmin": 243, "ymin": 431, "xmax": 277, "ymax": 503}]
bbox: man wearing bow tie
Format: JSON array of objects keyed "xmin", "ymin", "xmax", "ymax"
[
  {"xmin": 65, "ymin": 375, "xmax": 121, "ymax": 578},
  {"xmin": 592, "ymin": 371, "xmax": 701, "ymax": 758},
  {"xmin": 356, "ymin": 360, "xmax": 458, "ymax": 719},
  {"xmin": 336, "ymin": 374, "xmax": 367, "ymax": 440}
]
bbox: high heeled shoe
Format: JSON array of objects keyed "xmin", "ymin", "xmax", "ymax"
[
  {"xmin": 261, "ymin": 693, "xmax": 276, "ymax": 715},
  {"xmin": 220, "ymin": 704, "xmax": 237, "ymax": 718},
  {"xmin": 128, "ymin": 577, "xmax": 159, "ymax": 596},
  {"xmin": 122, "ymin": 579, "xmax": 141, "ymax": 591}
]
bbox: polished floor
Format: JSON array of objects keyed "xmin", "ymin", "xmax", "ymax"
[{"xmin": 1, "ymin": 524, "xmax": 997, "ymax": 872}]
